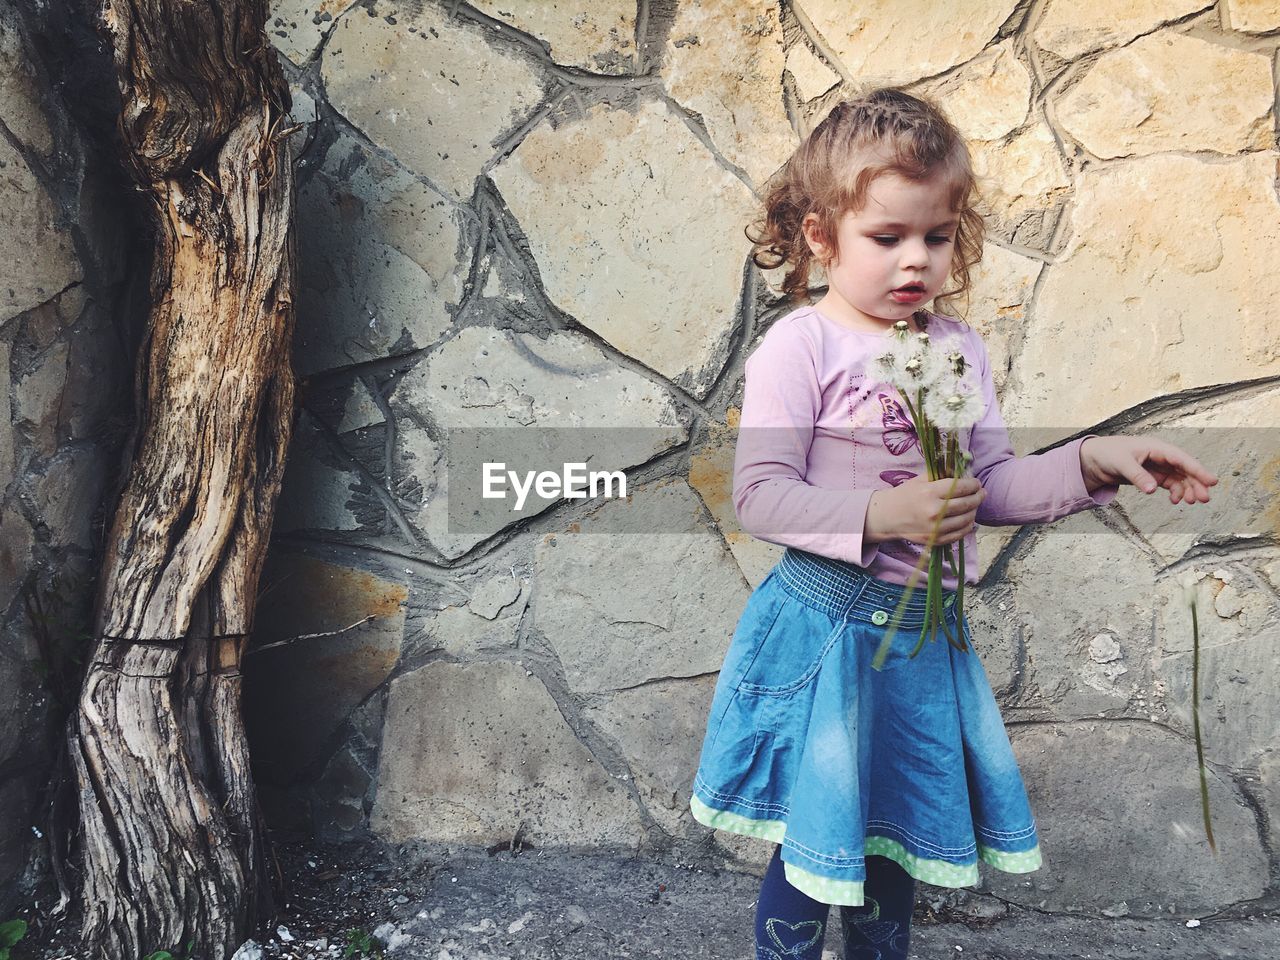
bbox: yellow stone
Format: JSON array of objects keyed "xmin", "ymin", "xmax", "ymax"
[
  {"xmin": 662, "ymin": 0, "xmax": 797, "ymax": 189},
  {"xmin": 1055, "ymin": 32, "xmax": 1273, "ymax": 158},
  {"xmin": 1033, "ymin": 0, "xmax": 1207, "ymax": 61},
  {"xmin": 970, "ymin": 123, "xmax": 1071, "ymax": 251},
  {"xmin": 796, "ymin": 0, "xmax": 1019, "ymax": 87},
  {"xmin": 1006, "ymin": 153, "xmax": 1280, "ymax": 431},
  {"xmin": 1225, "ymin": 0, "xmax": 1280, "ymax": 33},
  {"xmin": 909, "ymin": 41, "xmax": 1032, "ymax": 143}
]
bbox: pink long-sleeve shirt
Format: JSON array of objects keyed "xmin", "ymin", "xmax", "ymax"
[{"xmin": 732, "ymin": 304, "xmax": 1119, "ymax": 590}]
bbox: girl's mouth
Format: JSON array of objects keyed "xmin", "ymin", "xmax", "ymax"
[{"xmin": 890, "ymin": 283, "xmax": 925, "ymax": 304}]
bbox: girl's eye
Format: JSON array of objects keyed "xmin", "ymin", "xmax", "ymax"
[{"xmin": 871, "ymin": 235, "xmax": 953, "ymax": 246}]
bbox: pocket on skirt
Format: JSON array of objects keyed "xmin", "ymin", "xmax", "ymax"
[{"xmin": 735, "ymin": 594, "xmax": 843, "ymax": 697}]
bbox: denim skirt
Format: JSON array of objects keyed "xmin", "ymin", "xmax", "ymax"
[{"xmin": 689, "ymin": 547, "xmax": 1042, "ymax": 906}]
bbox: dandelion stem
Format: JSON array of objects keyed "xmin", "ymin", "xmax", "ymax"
[{"xmin": 1190, "ymin": 599, "xmax": 1217, "ymax": 854}]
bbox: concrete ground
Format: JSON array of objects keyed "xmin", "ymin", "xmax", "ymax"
[
  {"xmin": 261, "ymin": 840, "xmax": 1278, "ymax": 960},
  {"xmin": 19, "ymin": 838, "xmax": 1279, "ymax": 959}
]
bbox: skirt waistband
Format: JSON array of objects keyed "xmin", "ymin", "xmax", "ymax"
[{"xmin": 776, "ymin": 548, "xmax": 959, "ymax": 627}]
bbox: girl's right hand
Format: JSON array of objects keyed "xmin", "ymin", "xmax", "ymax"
[{"xmin": 864, "ymin": 476, "xmax": 986, "ymax": 547}]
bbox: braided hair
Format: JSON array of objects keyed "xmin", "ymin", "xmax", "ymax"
[{"xmin": 747, "ymin": 87, "xmax": 984, "ymax": 320}]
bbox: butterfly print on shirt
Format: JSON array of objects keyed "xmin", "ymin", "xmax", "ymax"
[
  {"xmin": 878, "ymin": 393, "xmax": 918, "ymax": 457},
  {"xmin": 879, "ymin": 469, "xmax": 917, "ymax": 487},
  {"xmin": 875, "ymin": 393, "xmax": 926, "ymax": 554},
  {"xmin": 878, "ymin": 393, "xmax": 920, "ymax": 488}
]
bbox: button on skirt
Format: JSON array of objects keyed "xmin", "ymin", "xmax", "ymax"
[{"xmin": 689, "ymin": 547, "xmax": 1043, "ymax": 906}]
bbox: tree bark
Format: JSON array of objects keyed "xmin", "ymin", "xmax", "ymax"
[{"xmin": 70, "ymin": 2, "xmax": 297, "ymax": 957}]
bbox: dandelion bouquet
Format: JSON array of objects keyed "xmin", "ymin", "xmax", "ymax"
[{"xmin": 869, "ymin": 314, "xmax": 989, "ymax": 671}]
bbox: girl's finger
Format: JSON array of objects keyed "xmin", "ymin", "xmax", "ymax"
[
  {"xmin": 1156, "ymin": 445, "xmax": 1218, "ymax": 485},
  {"xmin": 1127, "ymin": 461, "xmax": 1160, "ymax": 493}
]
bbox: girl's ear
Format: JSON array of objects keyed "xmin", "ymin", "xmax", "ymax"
[{"xmin": 801, "ymin": 212, "xmax": 833, "ymax": 265}]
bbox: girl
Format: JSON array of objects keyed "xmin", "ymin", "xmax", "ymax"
[{"xmin": 687, "ymin": 88, "xmax": 1218, "ymax": 960}]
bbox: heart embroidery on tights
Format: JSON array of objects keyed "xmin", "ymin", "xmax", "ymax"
[{"xmin": 764, "ymin": 917, "xmax": 823, "ymax": 955}]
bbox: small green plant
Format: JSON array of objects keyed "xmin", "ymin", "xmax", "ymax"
[
  {"xmin": 343, "ymin": 927, "xmax": 385, "ymax": 959},
  {"xmin": 0, "ymin": 919, "xmax": 28, "ymax": 960},
  {"xmin": 142, "ymin": 939, "xmax": 195, "ymax": 960}
]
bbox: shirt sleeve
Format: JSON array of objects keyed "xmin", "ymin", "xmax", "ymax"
[
  {"xmin": 732, "ymin": 326, "xmax": 881, "ymax": 566},
  {"xmin": 969, "ymin": 334, "xmax": 1120, "ymax": 525}
]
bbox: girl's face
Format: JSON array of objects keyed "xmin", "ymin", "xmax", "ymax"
[{"xmin": 803, "ymin": 172, "xmax": 958, "ymax": 332}]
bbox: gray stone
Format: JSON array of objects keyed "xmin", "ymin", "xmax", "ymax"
[
  {"xmin": 311, "ymin": 742, "xmax": 373, "ymax": 840},
  {"xmin": 1101, "ymin": 384, "xmax": 1280, "ymax": 564},
  {"xmin": 245, "ymin": 554, "xmax": 405, "ymax": 783},
  {"xmin": 489, "ymin": 98, "xmax": 757, "ymax": 397},
  {"xmin": 1154, "ymin": 555, "xmax": 1280, "ymax": 769},
  {"xmin": 1005, "ymin": 512, "xmax": 1155, "ymax": 714},
  {"xmin": 964, "ymin": 242, "xmax": 1043, "ymax": 397},
  {"xmin": 33, "ymin": 445, "xmax": 105, "ymax": 550},
  {"xmin": 269, "ymin": 0, "xmax": 358, "ymax": 65},
  {"xmin": 0, "ymin": 618, "xmax": 43, "ymax": 770},
  {"xmin": 425, "ymin": 575, "xmax": 529, "ymax": 659},
  {"xmin": 393, "ymin": 325, "xmax": 687, "ymax": 558},
  {"xmin": 293, "ymin": 133, "xmax": 463, "ymax": 376},
  {"xmin": 687, "ymin": 413, "xmax": 783, "ymax": 589},
  {"xmin": 0, "ymin": 6, "xmax": 52, "ymax": 155},
  {"xmin": 468, "ymin": 573, "xmax": 524, "ymax": 620},
  {"xmin": 348, "ymin": 685, "xmax": 386, "ymax": 747},
  {"xmin": 336, "ymin": 379, "xmax": 386, "ymax": 434},
  {"xmin": 273, "ymin": 423, "xmax": 363, "ymax": 534},
  {"xmin": 13, "ymin": 340, "xmax": 68, "ymax": 456},
  {"xmin": 1254, "ymin": 749, "xmax": 1280, "ymax": 867},
  {"xmin": 533, "ymin": 480, "xmax": 749, "ymax": 693},
  {"xmin": 371, "ymin": 660, "xmax": 645, "ymax": 847},
  {"xmin": 323, "ymin": 0, "xmax": 548, "ymax": 200},
  {"xmin": 386, "ymin": 415, "xmax": 458, "ymax": 555},
  {"xmin": 468, "ymin": 1, "xmax": 637, "ymax": 74},
  {"xmin": 0, "ymin": 135, "xmax": 81, "ymax": 322},
  {"xmin": 0, "ymin": 775, "xmax": 38, "ymax": 910},
  {"xmin": 1009, "ymin": 721, "xmax": 1266, "ymax": 915},
  {"xmin": 958, "ymin": 581, "xmax": 1022, "ymax": 699},
  {"xmin": 582, "ymin": 675, "xmax": 718, "ymax": 837},
  {"xmin": 0, "ymin": 338, "xmax": 13, "ymax": 488},
  {"xmin": 0, "ymin": 506, "xmax": 32, "ymax": 615}
]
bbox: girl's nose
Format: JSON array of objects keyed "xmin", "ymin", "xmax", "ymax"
[{"xmin": 900, "ymin": 238, "xmax": 931, "ymax": 269}]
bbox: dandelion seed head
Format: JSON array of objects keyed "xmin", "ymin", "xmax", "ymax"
[
  {"xmin": 1178, "ymin": 569, "xmax": 1204, "ymax": 608},
  {"xmin": 923, "ymin": 371, "xmax": 984, "ymax": 430}
]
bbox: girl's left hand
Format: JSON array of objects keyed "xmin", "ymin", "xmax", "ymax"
[{"xmin": 1080, "ymin": 435, "xmax": 1219, "ymax": 505}]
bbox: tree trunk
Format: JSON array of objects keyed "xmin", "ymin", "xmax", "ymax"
[{"xmin": 70, "ymin": 2, "xmax": 297, "ymax": 957}]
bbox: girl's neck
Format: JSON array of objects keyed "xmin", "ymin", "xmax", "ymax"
[{"xmin": 812, "ymin": 297, "xmax": 927, "ymax": 336}]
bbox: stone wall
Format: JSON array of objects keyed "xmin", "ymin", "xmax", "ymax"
[
  {"xmin": 3, "ymin": 0, "xmax": 1275, "ymax": 925},
  {"xmin": 0, "ymin": 2, "xmax": 135, "ymax": 916},
  {"xmin": 248, "ymin": 0, "xmax": 1280, "ymax": 920}
]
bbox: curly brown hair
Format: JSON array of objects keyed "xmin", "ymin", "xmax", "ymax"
[{"xmin": 747, "ymin": 87, "xmax": 984, "ymax": 320}]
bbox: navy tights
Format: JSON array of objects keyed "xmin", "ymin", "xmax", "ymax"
[{"xmin": 754, "ymin": 845, "xmax": 917, "ymax": 960}]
